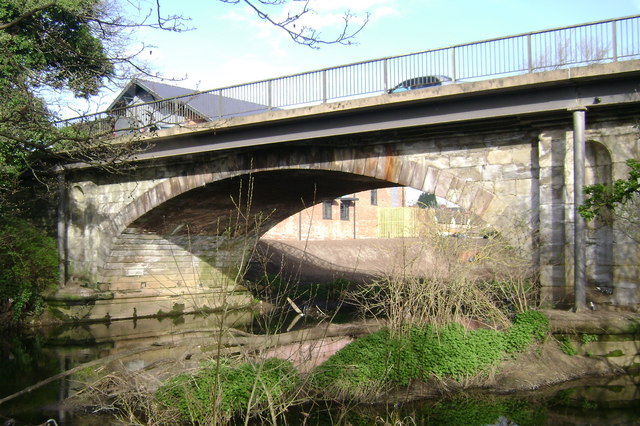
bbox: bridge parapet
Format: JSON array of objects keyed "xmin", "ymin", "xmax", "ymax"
[{"xmin": 56, "ymin": 15, "xmax": 640, "ymax": 138}]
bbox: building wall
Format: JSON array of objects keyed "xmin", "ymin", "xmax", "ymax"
[{"xmin": 262, "ymin": 187, "xmax": 409, "ymax": 240}]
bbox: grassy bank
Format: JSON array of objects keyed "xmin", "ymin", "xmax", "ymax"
[{"xmin": 100, "ymin": 310, "xmax": 549, "ymax": 424}]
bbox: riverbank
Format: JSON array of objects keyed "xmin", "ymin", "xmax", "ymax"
[
  {"xmin": 1, "ymin": 308, "xmax": 638, "ymax": 424},
  {"xmin": 79, "ymin": 308, "xmax": 639, "ymax": 399}
]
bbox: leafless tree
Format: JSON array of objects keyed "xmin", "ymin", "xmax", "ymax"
[{"xmin": 218, "ymin": 0, "xmax": 369, "ymax": 48}]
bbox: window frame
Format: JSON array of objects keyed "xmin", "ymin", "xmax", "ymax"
[
  {"xmin": 322, "ymin": 200, "xmax": 333, "ymax": 220},
  {"xmin": 370, "ymin": 189, "xmax": 378, "ymax": 205},
  {"xmin": 340, "ymin": 200, "xmax": 350, "ymax": 221}
]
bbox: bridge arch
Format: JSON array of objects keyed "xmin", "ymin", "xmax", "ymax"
[
  {"xmin": 95, "ymin": 147, "xmax": 518, "ymax": 291},
  {"xmin": 103, "ymin": 150, "xmax": 501, "ymax": 243}
]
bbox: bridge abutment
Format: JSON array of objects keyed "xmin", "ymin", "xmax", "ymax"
[
  {"xmin": 538, "ymin": 121, "xmax": 639, "ymax": 308},
  {"xmin": 56, "ymin": 65, "xmax": 640, "ymax": 317}
]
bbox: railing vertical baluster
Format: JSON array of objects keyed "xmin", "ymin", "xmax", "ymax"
[
  {"xmin": 382, "ymin": 58, "xmax": 388, "ymax": 93},
  {"xmin": 217, "ymin": 89, "xmax": 222, "ymax": 120},
  {"xmin": 527, "ymin": 34, "xmax": 533, "ymax": 72},
  {"xmin": 450, "ymin": 47, "xmax": 456, "ymax": 82},
  {"xmin": 322, "ymin": 70, "xmax": 327, "ymax": 103},
  {"xmin": 612, "ymin": 20, "xmax": 618, "ymax": 61}
]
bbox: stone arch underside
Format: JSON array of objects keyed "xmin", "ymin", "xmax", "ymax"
[
  {"xmin": 96, "ymin": 146, "xmax": 517, "ymax": 293},
  {"xmin": 584, "ymin": 140, "xmax": 614, "ymax": 293}
]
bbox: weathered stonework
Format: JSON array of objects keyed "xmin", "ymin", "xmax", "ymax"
[{"xmin": 60, "ymin": 111, "xmax": 639, "ymax": 318}]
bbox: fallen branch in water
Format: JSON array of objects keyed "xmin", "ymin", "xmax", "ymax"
[
  {"xmin": 0, "ymin": 320, "xmax": 383, "ymax": 407},
  {"xmin": 0, "ymin": 344, "xmax": 175, "ymax": 406}
]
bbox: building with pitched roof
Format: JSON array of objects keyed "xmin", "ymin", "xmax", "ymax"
[{"xmin": 107, "ymin": 78, "xmax": 268, "ymax": 134}]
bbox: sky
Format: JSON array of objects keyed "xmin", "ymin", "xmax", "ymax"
[
  {"xmin": 121, "ymin": 0, "xmax": 640, "ymax": 94},
  {"xmin": 60, "ymin": 0, "xmax": 640, "ymax": 113},
  {"xmin": 70, "ymin": 0, "xmax": 639, "ymax": 201}
]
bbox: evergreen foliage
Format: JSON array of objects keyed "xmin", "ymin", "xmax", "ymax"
[
  {"xmin": 0, "ymin": 215, "xmax": 58, "ymax": 322},
  {"xmin": 309, "ymin": 310, "xmax": 550, "ymax": 398},
  {"xmin": 416, "ymin": 192, "xmax": 438, "ymax": 208},
  {"xmin": 579, "ymin": 158, "xmax": 640, "ymax": 221},
  {"xmin": 156, "ymin": 358, "xmax": 299, "ymax": 423},
  {"xmin": 503, "ymin": 309, "xmax": 550, "ymax": 353},
  {"xmin": 0, "ymin": 0, "xmax": 116, "ymax": 209}
]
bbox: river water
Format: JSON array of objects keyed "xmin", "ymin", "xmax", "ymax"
[{"xmin": 1, "ymin": 313, "xmax": 638, "ymax": 425}]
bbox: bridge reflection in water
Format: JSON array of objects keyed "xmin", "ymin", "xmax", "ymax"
[
  {"xmin": 0, "ymin": 311, "xmax": 253, "ymax": 424},
  {"xmin": 1, "ymin": 311, "xmax": 639, "ymax": 425}
]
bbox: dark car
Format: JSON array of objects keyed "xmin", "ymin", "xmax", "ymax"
[{"xmin": 387, "ymin": 75, "xmax": 452, "ymax": 93}]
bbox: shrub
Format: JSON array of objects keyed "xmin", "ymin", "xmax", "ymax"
[
  {"xmin": 308, "ymin": 329, "xmax": 395, "ymax": 397},
  {"xmin": 310, "ymin": 311, "xmax": 550, "ymax": 399},
  {"xmin": 504, "ymin": 310, "xmax": 550, "ymax": 353},
  {"xmin": 580, "ymin": 333, "xmax": 598, "ymax": 344},
  {"xmin": 558, "ymin": 336, "xmax": 579, "ymax": 356},
  {"xmin": 409, "ymin": 323, "xmax": 505, "ymax": 381},
  {"xmin": 156, "ymin": 358, "xmax": 299, "ymax": 423},
  {"xmin": 0, "ymin": 215, "xmax": 58, "ymax": 322}
]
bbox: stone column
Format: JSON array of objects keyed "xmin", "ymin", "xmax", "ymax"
[
  {"xmin": 572, "ymin": 108, "xmax": 587, "ymax": 311},
  {"xmin": 538, "ymin": 130, "xmax": 569, "ymax": 305}
]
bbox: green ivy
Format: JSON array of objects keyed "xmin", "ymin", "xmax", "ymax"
[
  {"xmin": 156, "ymin": 358, "xmax": 299, "ymax": 423},
  {"xmin": 558, "ymin": 336, "xmax": 578, "ymax": 356},
  {"xmin": 310, "ymin": 311, "xmax": 550, "ymax": 398},
  {"xmin": 0, "ymin": 215, "xmax": 58, "ymax": 323},
  {"xmin": 504, "ymin": 310, "xmax": 550, "ymax": 353},
  {"xmin": 309, "ymin": 328, "xmax": 396, "ymax": 393},
  {"xmin": 579, "ymin": 158, "xmax": 640, "ymax": 221},
  {"xmin": 580, "ymin": 333, "xmax": 598, "ymax": 344}
]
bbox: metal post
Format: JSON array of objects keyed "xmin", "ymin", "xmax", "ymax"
[
  {"xmin": 572, "ymin": 108, "xmax": 587, "ymax": 311},
  {"xmin": 322, "ymin": 70, "xmax": 327, "ymax": 104},
  {"xmin": 527, "ymin": 34, "xmax": 533, "ymax": 72},
  {"xmin": 612, "ymin": 21, "xmax": 618, "ymax": 62},
  {"xmin": 450, "ymin": 47, "xmax": 457, "ymax": 82},
  {"xmin": 383, "ymin": 59, "xmax": 388, "ymax": 93}
]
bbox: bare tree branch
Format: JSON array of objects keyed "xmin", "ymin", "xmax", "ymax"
[{"xmin": 223, "ymin": 0, "xmax": 370, "ymax": 48}]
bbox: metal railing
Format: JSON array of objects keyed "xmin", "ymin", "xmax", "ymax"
[{"xmin": 58, "ymin": 15, "xmax": 640, "ymax": 135}]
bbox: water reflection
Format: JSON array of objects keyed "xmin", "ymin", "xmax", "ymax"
[
  {"xmin": 1, "ymin": 312, "xmax": 638, "ymax": 425},
  {"xmin": 286, "ymin": 375, "xmax": 639, "ymax": 425},
  {"xmin": 0, "ymin": 311, "xmax": 254, "ymax": 425}
]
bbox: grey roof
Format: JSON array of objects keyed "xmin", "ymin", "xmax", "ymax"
[{"xmin": 107, "ymin": 78, "xmax": 269, "ymax": 121}]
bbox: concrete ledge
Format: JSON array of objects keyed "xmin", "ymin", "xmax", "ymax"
[
  {"xmin": 44, "ymin": 287, "xmax": 254, "ymax": 323},
  {"xmin": 545, "ymin": 309, "xmax": 640, "ymax": 334}
]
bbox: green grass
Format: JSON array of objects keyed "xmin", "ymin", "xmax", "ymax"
[
  {"xmin": 156, "ymin": 358, "xmax": 299, "ymax": 423},
  {"xmin": 309, "ymin": 310, "xmax": 550, "ymax": 399}
]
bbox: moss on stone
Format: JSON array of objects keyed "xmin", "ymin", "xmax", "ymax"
[{"xmin": 604, "ymin": 349, "xmax": 625, "ymax": 357}]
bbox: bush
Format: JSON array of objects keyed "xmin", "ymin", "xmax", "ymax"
[
  {"xmin": 558, "ymin": 336, "xmax": 578, "ymax": 356},
  {"xmin": 156, "ymin": 358, "xmax": 299, "ymax": 423},
  {"xmin": 308, "ymin": 329, "xmax": 396, "ymax": 397},
  {"xmin": 504, "ymin": 310, "xmax": 550, "ymax": 353},
  {"xmin": 0, "ymin": 215, "xmax": 58, "ymax": 322},
  {"xmin": 409, "ymin": 324, "xmax": 505, "ymax": 381},
  {"xmin": 310, "ymin": 311, "xmax": 550, "ymax": 399}
]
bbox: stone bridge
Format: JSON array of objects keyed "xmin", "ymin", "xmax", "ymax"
[{"xmin": 54, "ymin": 61, "xmax": 640, "ymax": 321}]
